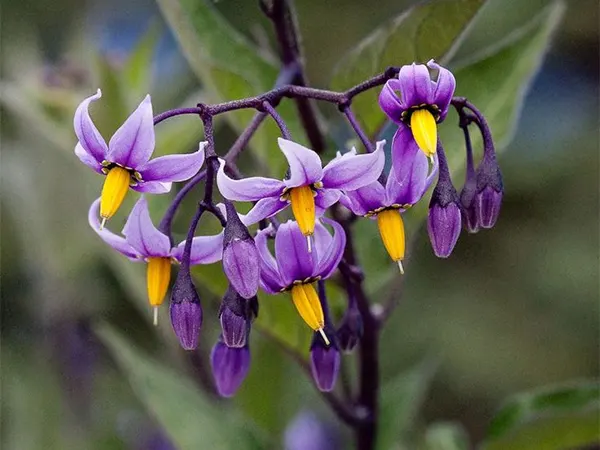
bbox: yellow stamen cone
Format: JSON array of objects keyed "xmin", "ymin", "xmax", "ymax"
[
  {"xmin": 377, "ymin": 209, "xmax": 405, "ymax": 270},
  {"xmin": 410, "ymin": 109, "xmax": 437, "ymax": 157},
  {"xmin": 146, "ymin": 257, "xmax": 171, "ymax": 307},
  {"xmin": 290, "ymin": 283, "xmax": 329, "ymax": 344},
  {"xmin": 100, "ymin": 166, "xmax": 131, "ymax": 221},
  {"xmin": 290, "ymin": 185, "xmax": 316, "ymax": 237}
]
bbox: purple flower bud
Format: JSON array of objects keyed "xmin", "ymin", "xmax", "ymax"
[
  {"xmin": 475, "ymin": 153, "xmax": 503, "ymax": 229},
  {"xmin": 336, "ymin": 306, "xmax": 363, "ymax": 353},
  {"xmin": 284, "ymin": 411, "xmax": 340, "ymax": 450},
  {"xmin": 222, "ymin": 201, "xmax": 260, "ymax": 299},
  {"xmin": 169, "ymin": 271, "xmax": 202, "ymax": 350},
  {"xmin": 428, "ymin": 143, "xmax": 461, "ymax": 258},
  {"xmin": 460, "ymin": 170, "xmax": 480, "ymax": 234},
  {"xmin": 309, "ymin": 331, "xmax": 340, "ymax": 392},
  {"xmin": 219, "ymin": 286, "xmax": 259, "ymax": 348},
  {"xmin": 210, "ymin": 340, "xmax": 250, "ymax": 397}
]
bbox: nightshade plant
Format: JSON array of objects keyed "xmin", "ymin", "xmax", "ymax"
[{"xmin": 75, "ymin": 1, "xmax": 514, "ymax": 448}]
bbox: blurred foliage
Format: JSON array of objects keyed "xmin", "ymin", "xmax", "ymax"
[{"xmin": 1, "ymin": 0, "xmax": 598, "ymax": 449}]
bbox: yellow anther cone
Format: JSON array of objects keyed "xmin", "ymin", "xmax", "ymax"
[
  {"xmin": 290, "ymin": 185, "xmax": 316, "ymax": 236},
  {"xmin": 290, "ymin": 283, "xmax": 329, "ymax": 344},
  {"xmin": 100, "ymin": 166, "xmax": 131, "ymax": 222},
  {"xmin": 410, "ymin": 109, "xmax": 437, "ymax": 157},
  {"xmin": 146, "ymin": 257, "xmax": 171, "ymax": 307},
  {"xmin": 377, "ymin": 209, "xmax": 405, "ymax": 270}
]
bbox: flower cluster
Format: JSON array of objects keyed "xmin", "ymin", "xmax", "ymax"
[{"xmin": 77, "ymin": 61, "xmax": 502, "ymax": 397}]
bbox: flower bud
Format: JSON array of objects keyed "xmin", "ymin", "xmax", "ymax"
[
  {"xmin": 219, "ymin": 285, "xmax": 259, "ymax": 348},
  {"xmin": 309, "ymin": 330, "xmax": 340, "ymax": 392},
  {"xmin": 222, "ymin": 201, "xmax": 260, "ymax": 299},
  {"xmin": 169, "ymin": 271, "xmax": 202, "ymax": 350},
  {"xmin": 284, "ymin": 411, "xmax": 340, "ymax": 450},
  {"xmin": 210, "ymin": 340, "xmax": 250, "ymax": 397},
  {"xmin": 427, "ymin": 143, "xmax": 461, "ymax": 258},
  {"xmin": 460, "ymin": 175, "xmax": 480, "ymax": 234},
  {"xmin": 475, "ymin": 155, "xmax": 503, "ymax": 229},
  {"xmin": 336, "ymin": 306, "xmax": 363, "ymax": 353}
]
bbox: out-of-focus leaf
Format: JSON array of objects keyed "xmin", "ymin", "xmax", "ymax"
[
  {"xmin": 96, "ymin": 322, "xmax": 267, "ymax": 449},
  {"xmin": 363, "ymin": 1, "xmax": 564, "ymax": 297},
  {"xmin": 330, "ymin": 0, "xmax": 487, "ymax": 138},
  {"xmin": 155, "ymin": 0, "xmax": 303, "ymax": 174},
  {"xmin": 482, "ymin": 381, "xmax": 600, "ymax": 450},
  {"xmin": 94, "ymin": 54, "xmax": 129, "ymax": 133},
  {"xmin": 124, "ymin": 23, "xmax": 160, "ymax": 99},
  {"xmin": 377, "ymin": 359, "xmax": 437, "ymax": 450},
  {"xmin": 422, "ymin": 422, "xmax": 470, "ymax": 450}
]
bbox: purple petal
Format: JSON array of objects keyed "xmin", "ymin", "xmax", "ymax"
[
  {"xmin": 310, "ymin": 345, "xmax": 340, "ymax": 392},
  {"xmin": 312, "ymin": 221, "xmax": 333, "ymax": 263},
  {"xmin": 313, "ymin": 218, "xmax": 346, "ymax": 279},
  {"xmin": 131, "ymin": 181, "xmax": 172, "ymax": 194},
  {"xmin": 275, "ymin": 221, "xmax": 316, "ymax": 286},
  {"xmin": 222, "ymin": 238, "xmax": 260, "ymax": 299},
  {"xmin": 427, "ymin": 203, "xmax": 461, "ymax": 258},
  {"xmin": 73, "ymin": 90, "xmax": 108, "ymax": 164},
  {"xmin": 398, "ymin": 63, "xmax": 433, "ymax": 107},
  {"xmin": 378, "ymin": 78, "xmax": 405, "ymax": 122},
  {"xmin": 242, "ymin": 197, "xmax": 288, "ymax": 226},
  {"xmin": 278, "ymin": 138, "xmax": 323, "ymax": 188},
  {"xmin": 428, "ymin": 60, "xmax": 456, "ymax": 121},
  {"xmin": 172, "ymin": 232, "xmax": 224, "ymax": 265},
  {"xmin": 217, "ymin": 159, "xmax": 285, "ymax": 202},
  {"xmin": 475, "ymin": 186, "xmax": 502, "ymax": 229},
  {"xmin": 75, "ymin": 143, "xmax": 103, "ymax": 174},
  {"xmin": 342, "ymin": 182, "xmax": 386, "ymax": 216},
  {"xmin": 321, "ymin": 140, "xmax": 385, "ymax": 190},
  {"xmin": 390, "ymin": 124, "xmax": 421, "ymax": 182},
  {"xmin": 255, "ymin": 227, "xmax": 285, "ymax": 293},
  {"xmin": 210, "ymin": 341, "xmax": 250, "ymax": 398},
  {"xmin": 88, "ymin": 198, "xmax": 140, "ymax": 260},
  {"xmin": 314, "ymin": 189, "xmax": 341, "ymax": 216},
  {"xmin": 122, "ymin": 197, "xmax": 171, "ymax": 257},
  {"xmin": 107, "ymin": 95, "xmax": 155, "ymax": 169},
  {"xmin": 139, "ymin": 142, "xmax": 205, "ymax": 183}
]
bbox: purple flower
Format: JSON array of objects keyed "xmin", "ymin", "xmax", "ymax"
[
  {"xmin": 255, "ymin": 219, "xmax": 346, "ymax": 344},
  {"xmin": 310, "ymin": 330, "xmax": 340, "ymax": 392},
  {"xmin": 379, "ymin": 60, "xmax": 455, "ymax": 174},
  {"xmin": 74, "ymin": 90, "xmax": 206, "ymax": 224},
  {"xmin": 170, "ymin": 270, "xmax": 203, "ymax": 350},
  {"xmin": 219, "ymin": 286, "xmax": 258, "ymax": 348},
  {"xmin": 217, "ymin": 138, "xmax": 385, "ymax": 246},
  {"xmin": 340, "ymin": 142, "xmax": 438, "ymax": 271},
  {"xmin": 88, "ymin": 196, "xmax": 223, "ymax": 322},
  {"xmin": 210, "ymin": 340, "xmax": 251, "ymax": 397},
  {"xmin": 222, "ymin": 201, "xmax": 260, "ymax": 299}
]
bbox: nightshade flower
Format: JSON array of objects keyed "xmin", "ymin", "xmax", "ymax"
[
  {"xmin": 88, "ymin": 196, "xmax": 223, "ymax": 323},
  {"xmin": 255, "ymin": 219, "xmax": 346, "ymax": 344},
  {"xmin": 75, "ymin": 90, "xmax": 206, "ymax": 225},
  {"xmin": 340, "ymin": 143, "xmax": 438, "ymax": 272},
  {"xmin": 217, "ymin": 138, "xmax": 384, "ymax": 250},
  {"xmin": 219, "ymin": 285, "xmax": 258, "ymax": 348},
  {"xmin": 379, "ymin": 60, "xmax": 455, "ymax": 172}
]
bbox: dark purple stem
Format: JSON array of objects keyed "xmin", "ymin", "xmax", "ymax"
[
  {"xmin": 343, "ymin": 106, "xmax": 375, "ymax": 153},
  {"xmin": 451, "ymin": 97, "xmax": 495, "ymax": 161},
  {"xmin": 262, "ymin": 101, "xmax": 291, "ymax": 139},
  {"xmin": 153, "ymin": 107, "xmax": 201, "ymax": 126}
]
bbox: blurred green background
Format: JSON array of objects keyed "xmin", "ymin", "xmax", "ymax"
[{"xmin": 1, "ymin": 0, "xmax": 598, "ymax": 449}]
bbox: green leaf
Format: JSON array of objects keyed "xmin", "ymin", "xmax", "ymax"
[
  {"xmin": 423, "ymin": 422, "xmax": 470, "ymax": 450},
  {"xmin": 123, "ymin": 23, "xmax": 160, "ymax": 100},
  {"xmin": 95, "ymin": 322, "xmax": 267, "ymax": 449},
  {"xmin": 330, "ymin": 0, "xmax": 487, "ymax": 137},
  {"xmin": 482, "ymin": 380, "xmax": 600, "ymax": 450},
  {"xmin": 377, "ymin": 359, "xmax": 438, "ymax": 450},
  {"xmin": 155, "ymin": 0, "xmax": 302, "ymax": 174}
]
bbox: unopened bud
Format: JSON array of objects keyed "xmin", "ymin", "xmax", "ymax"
[
  {"xmin": 210, "ymin": 339, "xmax": 250, "ymax": 397},
  {"xmin": 219, "ymin": 286, "xmax": 258, "ymax": 348},
  {"xmin": 309, "ymin": 329, "xmax": 340, "ymax": 392},
  {"xmin": 336, "ymin": 306, "xmax": 363, "ymax": 353},
  {"xmin": 169, "ymin": 271, "xmax": 202, "ymax": 350}
]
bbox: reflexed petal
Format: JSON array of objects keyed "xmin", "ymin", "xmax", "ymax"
[
  {"xmin": 278, "ymin": 138, "xmax": 323, "ymax": 188},
  {"xmin": 390, "ymin": 124, "xmax": 420, "ymax": 181},
  {"xmin": 312, "ymin": 221, "xmax": 333, "ymax": 262},
  {"xmin": 131, "ymin": 181, "xmax": 172, "ymax": 194},
  {"xmin": 321, "ymin": 140, "xmax": 385, "ymax": 191},
  {"xmin": 314, "ymin": 189, "xmax": 341, "ymax": 216},
  {"xmin": 275, "ymin": 220, "xmax": 316, "ymax": 285},
  {"xmin": 172, "ymin": 232, "xmax": 224, "ymax": 265},
  {"xmin": 313, "ymin": 218, "xmax": 346, "ymax": 280},
  {"xmin": 342, "ymin": 182, "xmax": 386, "ymax": 216},
  {"xmin": 139, "ymin": 142, "xmax": 206, "ymax": 182},
  {"xmin": 88, "ymin": 198, "xmax": 140, "ymax": 260},
  {"xmin": 428, "ymin": 60, "xmax": 456, "ymax": 120},
  {"xmin": 74, "ymin": 89, "xmax": 108, "ymax": 164},
  {"xmin": 216, "ymin": 159, "xmax": 284, "ymax": 201},
  {"xmin": 255, "ymin": 227, "xmax": 285, "ymax": 293},
  {"xmin": 75, "ymin": 143, "xmax": 103, "ymax": 174},
  {"xmin": 108, "ymin": 95, "xmax": 155, "ymax": 168},
  {"xmin": 398, "ymin": 63, "xmax": 433, "ymax": 107},
  {"xmin": 378, "ymin": 78, "xmax": 405, "ymax": 122},
  {"xmin": 242, "ymin": 197, "xmax": 288, "ymax": 226},
  {"xmin": 122, "ymin": 196, "xmax": 171, "ymax": 257}
]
